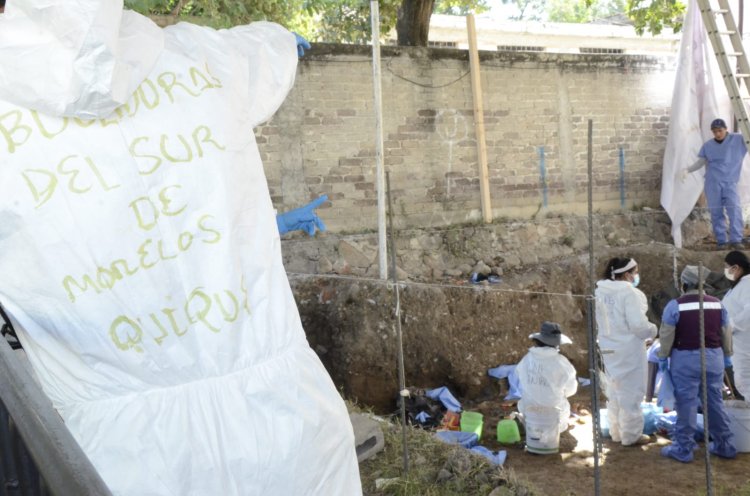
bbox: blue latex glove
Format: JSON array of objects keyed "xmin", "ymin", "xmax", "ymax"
[
  {"xmin": 294, "ymin": 33, "xmax": 311, "ymax": 57},
  {"xmin": 725, "ymin": 355, "xmax": 733, "ymax": 368},
  {"xmin": 658, "ymin": 357, "xmax": 669, "ymax": 373},
  {"xmin": 415, "ymin": 412, "xmax": 431, "ymax": 424},
  {"xmin": 276, "ymin": 195, "xmax": 328, "ymax": 236}
]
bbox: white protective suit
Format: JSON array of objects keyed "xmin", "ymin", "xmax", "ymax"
[
  {"xmin": 516, "ymin": 347, "xmax": 577, "ymax": 453},
  {"xmin": 0, "ymin": 2, "xmax": 361, "ymax": 495},
  {"xmin": 595, "ymin": 279, "xmax": 657, "ymax": 445},
  {"xmin": 723, "ymin": 274, "xmax": 750, "ymax": 398}
]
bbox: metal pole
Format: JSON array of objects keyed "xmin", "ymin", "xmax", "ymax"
[
  {"xmin": 618, "ymin": 146, "xmax": 625, "ymax": 209},
  {"xmin": 586, "ymin": 119, "xmax": 601, "ymax": 496},
  {"xmin": 370, "ymin": 1, "xmax": 387, "ymax": 280},
  {"xmin": 698, "ymin": 263, "xmax": 713, "ymax": 495},
  {"xmin": 386, "ymin": 172, "xmax": 409, "ymax": 474},
  {"xmin": 0, "ymin": 338, "xmax": 112, "ymax": 495}
]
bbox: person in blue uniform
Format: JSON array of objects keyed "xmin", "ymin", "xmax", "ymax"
[
  {"xmin": 683, "ymin": 118, "xmax": 747, "ymax": 248},
  {"xmin": 658, "ymin": 265, "xmax": 736, "ymax": 462}
]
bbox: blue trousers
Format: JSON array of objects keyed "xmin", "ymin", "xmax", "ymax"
[
  {"xmin": 704, "ymin": 179, "xmax": 744, "ymax": 244},
  {"xmin": 661, "ymin": 348, "xmax": 736, "ymax": 462}
]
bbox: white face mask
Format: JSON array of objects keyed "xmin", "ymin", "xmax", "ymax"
[{"xmin": 725, "ymin": 267, "xmax": 736, "ymax": 281}]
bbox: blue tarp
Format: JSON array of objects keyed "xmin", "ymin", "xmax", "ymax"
[
  {"xmin": 434, "ymin": 431, "xmax": 507, "ymax": 466},
  {"xmin": 426, "ymin": 387, "xmax": 462, "ymax": 413}
]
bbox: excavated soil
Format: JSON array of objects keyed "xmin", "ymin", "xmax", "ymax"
[{"xmin": 290, "ymin": 236, "xmax": 750, "ymax": 495}]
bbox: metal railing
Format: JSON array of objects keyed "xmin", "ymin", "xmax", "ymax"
[
  {"xmin": 0, "ymin": 311, "xmax": 111, "ymax": 496},
  {"xmin": 0, "ymin": 401, "xmax": 49, "ymax": 496}
]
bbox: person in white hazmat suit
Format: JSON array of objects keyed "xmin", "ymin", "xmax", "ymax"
[
  {"xmin": 516, "ymin": 321, "xmax": 577, "ymax": 455},
  {"xmin": 722, "ymin": 250, "xmax": 750, "ymax": 398},
  {"xmin": 0, "ymin": 1, "xmax": 361, "ymax": 495},
  {"xmin": 595, "ymin": 257, "xmax": 657, "ymax": 446}
]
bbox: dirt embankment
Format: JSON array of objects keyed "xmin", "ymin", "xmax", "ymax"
[
  {"xmin": 292, "ymin": 241, "xmax": 729, "ymax": 413},
  {"xmin": 290, "ymin": 212, "xmax": 750, "ymax": 496}
]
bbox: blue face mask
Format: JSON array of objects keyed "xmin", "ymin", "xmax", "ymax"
[{"xmin": 632, "ymin": 274, "xmax": 640, "ymax": 288}]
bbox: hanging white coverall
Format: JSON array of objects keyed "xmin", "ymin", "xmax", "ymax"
[
  {"xmin": 595, "ymin": 279, "xmax": 657, "ymax": 445},
  {"xmin": 723, "ymin": 274, "xmax": 750, "ymax": 398},
  {"xmin": 0, "ymin": 2, "xmax": 361, "ymax": 495},
  {"xmin": 516, "ymin": 347, "xmax": 577, "ymax": 454}
]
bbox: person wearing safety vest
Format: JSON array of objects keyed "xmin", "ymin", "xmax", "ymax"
[{"xmin": 658, "ymin": 265, "xmax": 736, "ymax": 463}]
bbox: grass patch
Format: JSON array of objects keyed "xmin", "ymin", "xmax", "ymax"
[
  {"xmin": 357, "ymin": 414, "xmax": 538, "ymax": 495},
  {"xmin": 699, "ymin": 481, "xmax": 750, "ymax": 496}
]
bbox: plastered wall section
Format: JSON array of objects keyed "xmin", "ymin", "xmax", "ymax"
[{"xmin": 257, "ymin": 44, "xmax": 676, "ymax": 232}]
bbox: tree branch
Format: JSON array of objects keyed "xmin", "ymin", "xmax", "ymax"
[{"xmin": 170, "ymin": 0, "xmax": 187, "ymax": 17}]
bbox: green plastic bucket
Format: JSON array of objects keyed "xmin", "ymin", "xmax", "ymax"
[
  {"xmin": 460, "ymin": 411, "xmax": 484, "ymax": 440},
  {"xmin": 497, "ymin": 419, "xmax": 521, "ymax": 444}
]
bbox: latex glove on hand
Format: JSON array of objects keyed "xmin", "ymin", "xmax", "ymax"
[
  {"xmin": 294, "ymin": 33, "xmax": 311, "ymax": 57},
  {"xmin": 725, "ymin": 355, "xmax": 733, "ymax": 369},
  {"xmin": 276, "ymin": 195, "xmax": 328, "ymax": 236},
  {"xmin": 679, "ymin": 169, "xmax": 690, "ymax": 182},
  {"xmin": 658, "ymin": 358, "xmax": 669, "ymax": 373}
]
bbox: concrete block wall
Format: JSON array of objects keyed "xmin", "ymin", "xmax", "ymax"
[{"xmin": 259, "ymin": 44, "xmax": 675, "ymax": 232}]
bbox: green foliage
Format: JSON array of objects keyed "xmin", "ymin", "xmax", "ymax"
[
  {"xmin": 499, "ymin": 0, "xmax": 547, "ymax": 21},
  {"xmin": 497, "ymin": 0, "xmax": 545, "ymax": 21},
  {"xmin": 298, "ymin": 0, "xmax": 487, "ymax": 44},
  {"xmin": 624, "ymin": 0, "xmax": 685, "ymax": 34},
  {"xmin": 125, "ymin": 0, "xmax": 493, "ymax": 43},
  {"xmin": 434, "ymin": 0, "xmax": 490, "ymax": 15},
  {"xmin": 124, "ymin": 0, "xmax": 311, "ymax": 29},
  {"xmin": 300, "ymin": 0, "xmax": 401, "ymax": 44},
  {"xmin": 125, "ymin": 0, "xmax": 683, "ymax": 39},
  {"xmin": 124, "ymin": 0, "xmax": 171, "ymax": 14},
  {"xmin": 548, "ymin": 0, "xmax": 625, "ymax": 23}
]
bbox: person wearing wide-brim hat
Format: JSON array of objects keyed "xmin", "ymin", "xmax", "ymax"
[
  {"xmin": 528, "ymin": 321, "xmax": 573, "ymax": 347},
  {"xmin": 516, "ymin": 321, "xmax": 577, "ymax": 454}
]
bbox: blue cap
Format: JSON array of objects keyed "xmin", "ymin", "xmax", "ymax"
[{"xmin": 711, "ymin": 118, "xmax": 727, "ymax": 129}]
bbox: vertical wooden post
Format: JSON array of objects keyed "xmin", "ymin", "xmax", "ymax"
[{"xmin": 466, "ymin": 14, "xmax": 492, "ymax": 223}]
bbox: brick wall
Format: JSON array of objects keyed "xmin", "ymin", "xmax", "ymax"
[{"xmin": 258, "ymin": 43, "xmax": 675, "ymax": 232}]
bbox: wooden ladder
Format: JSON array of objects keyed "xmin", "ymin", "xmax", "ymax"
[{"xmin": 697, "ymin": 0, "xmax": 750, "ymax": 145}]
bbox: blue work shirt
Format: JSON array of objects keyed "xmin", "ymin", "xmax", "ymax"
[
  {"xmin": 662, "ymin": 298, "xmax": 729, "ymax": 327},
  {"xmin": 698, "ymin": 133, "xmax": 747, "ymax": 183}
]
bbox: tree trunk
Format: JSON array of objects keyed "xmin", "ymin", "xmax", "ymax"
[{"xmin": 396, "ymin": 0, "xmax": 435, "ymax": 46}]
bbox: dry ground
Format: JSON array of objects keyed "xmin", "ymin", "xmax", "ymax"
[{"xmin": 465, "ymin": 390, "xmax": 750, "ymax": 496}]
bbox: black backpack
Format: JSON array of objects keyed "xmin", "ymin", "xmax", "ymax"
[{"xmin": 396, "ymin": 388, "xmax": 444, "ymax": 429}]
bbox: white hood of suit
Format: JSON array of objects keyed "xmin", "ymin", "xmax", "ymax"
[{"xmin": 0, "ymin": 0, "xmax": 163, "ymax": 118}]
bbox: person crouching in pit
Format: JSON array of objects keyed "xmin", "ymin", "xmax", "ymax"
[{"xmin": 516, "ymin": 321, "xmax": 578, "ymax": 454}]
